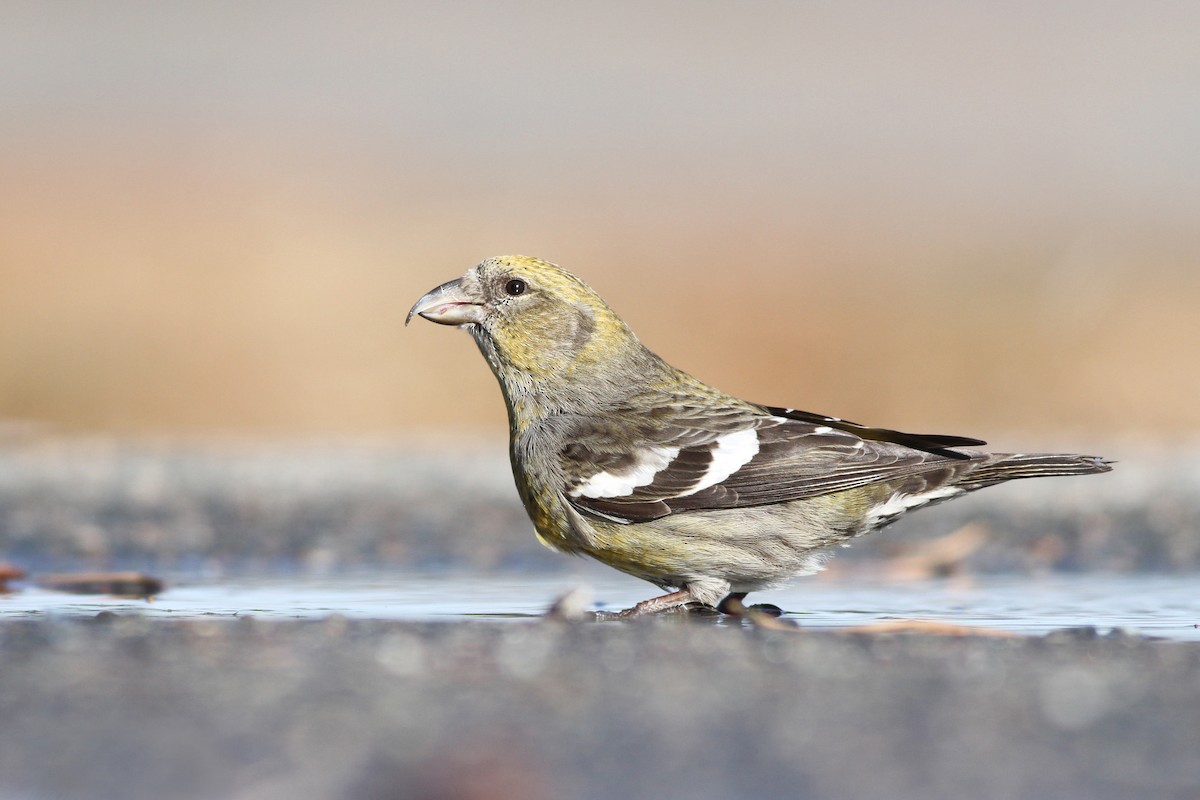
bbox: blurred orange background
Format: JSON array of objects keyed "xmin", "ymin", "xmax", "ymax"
[{"xmin": 2, "ymin": 2, "xmax": 1197, "ymax": 440}]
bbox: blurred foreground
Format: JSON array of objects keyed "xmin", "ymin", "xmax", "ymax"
[{"xmin": 1, "ymin": 617, "xmax": 1197, "ymax": 800}]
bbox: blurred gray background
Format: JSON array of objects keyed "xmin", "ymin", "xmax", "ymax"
[{"xmin": 2, "ymin": 1, "xmax": 1197, "ymax": 440}]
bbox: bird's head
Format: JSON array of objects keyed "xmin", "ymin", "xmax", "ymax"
[{"xmin": 408, "ymin": 256, "xmax": 662, "ymax": 412}]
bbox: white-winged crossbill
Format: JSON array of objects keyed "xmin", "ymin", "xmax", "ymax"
[{"xmin": 408, "ymin": 256, "xmax": 1111, "ymax": 616}]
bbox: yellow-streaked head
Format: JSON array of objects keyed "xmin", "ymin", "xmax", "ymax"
[{"xmin": 408, "ymin": 256, "xmax": 668, "ymax": 417}]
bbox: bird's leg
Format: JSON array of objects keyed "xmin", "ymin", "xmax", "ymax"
[{"xmin": 614, "ymin": 590, "xmax": 695, "ymax": 618}]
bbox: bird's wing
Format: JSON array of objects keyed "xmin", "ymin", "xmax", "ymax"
[
  {"xmin": 760, "ymin": 405, "xmax": 984, "ymax": 457},
  {"xmin": 561, "ymin": 404, "xmax": 986, "ymax": 524}
]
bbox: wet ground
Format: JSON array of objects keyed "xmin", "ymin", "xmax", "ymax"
[
  {"xmin": 3, "ymin": 571, "xmax": 1199, "ymax": 640},
  {"xmin": 1, "ymin": 437, "xmax": 1198, "ymax": 799}
]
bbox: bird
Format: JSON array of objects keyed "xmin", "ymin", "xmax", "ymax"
[{"xmin": 407, "ymin": 256, "xmax": 1112, "ymax": 617}]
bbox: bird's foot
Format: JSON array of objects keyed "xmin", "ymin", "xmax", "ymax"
[
  {"xmin": 717, "ymin": 593, "xmax": 798, "ymax": 630},
  {"xmin": 596, "ymin": 590, "xmax": 793, "ymax": 626},
  {"xmin": 608, "ymin": 590, "xmax": 696, "ymax": 619}
]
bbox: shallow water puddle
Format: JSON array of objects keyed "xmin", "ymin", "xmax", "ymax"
[{"xmin": 1, "ymin": 572, "xmax": 1197, "ymax": 640}]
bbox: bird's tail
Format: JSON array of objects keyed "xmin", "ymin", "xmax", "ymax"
[{"xmin": 960, "ymin": 453, "xmax": 1113, "ymax": 489}]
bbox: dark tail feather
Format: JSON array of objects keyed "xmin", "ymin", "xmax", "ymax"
[{"xmin": 961, "ymin": 453, "xmax": 1113, "ymax": 489}]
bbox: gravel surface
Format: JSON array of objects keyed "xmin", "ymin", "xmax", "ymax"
[{"xmin": 0, "ymin": 616, "xmax": 1197, "ymax": 800}]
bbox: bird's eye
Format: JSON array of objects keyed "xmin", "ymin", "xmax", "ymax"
[{"xmin": 504, "ymin": 278, "xmax": 527, "ymax": 296}]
